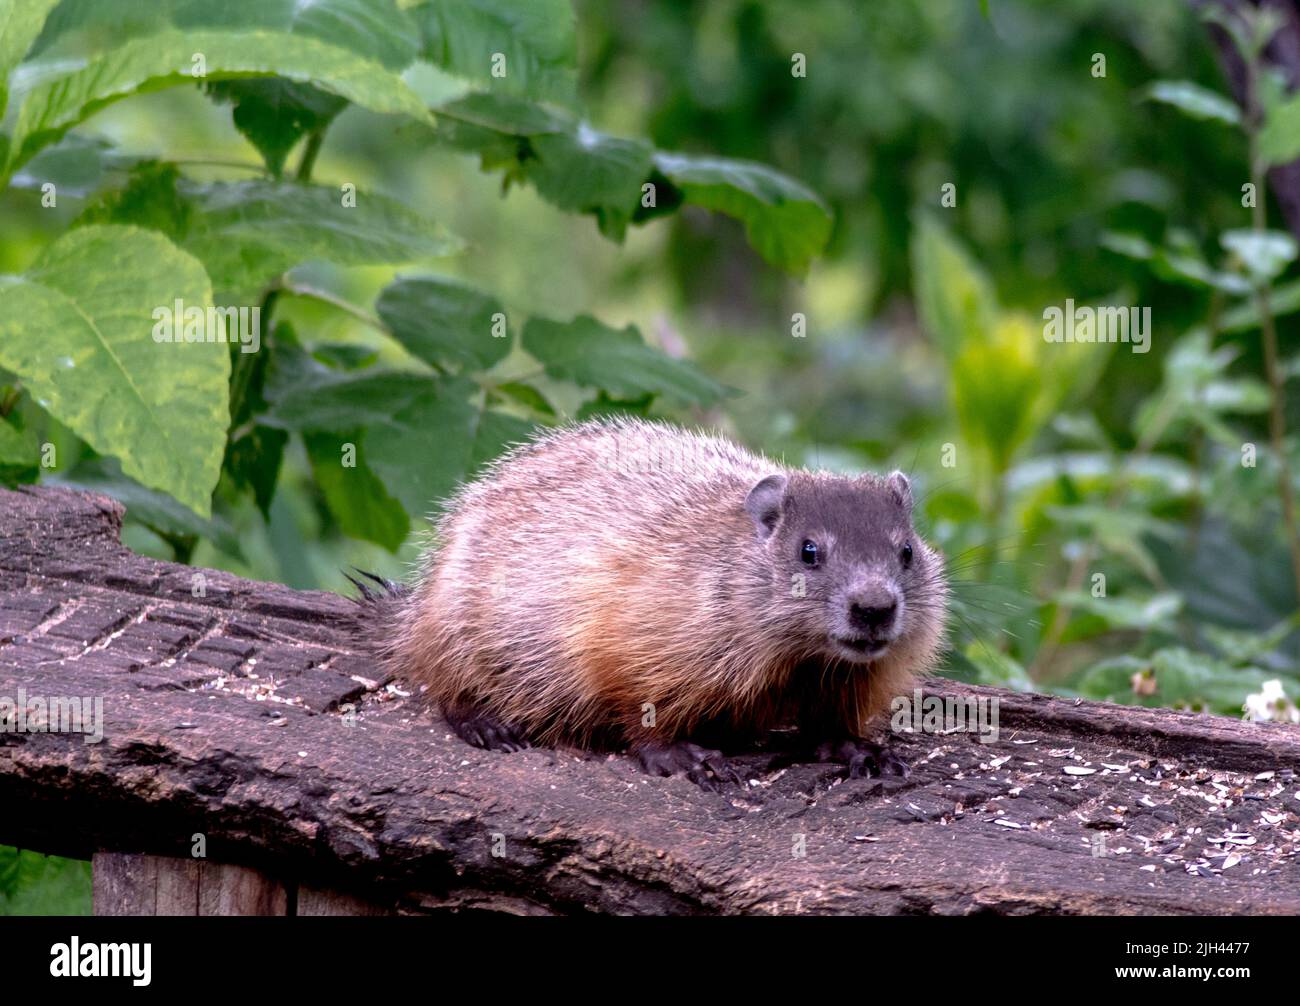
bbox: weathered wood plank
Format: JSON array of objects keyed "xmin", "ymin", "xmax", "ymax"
[
  {"xmin": 297, "ymin": 886, "xmax": 391, "ymax": 916},
  {"xmin": 93, "ymin": 853, "xmax": 287, "ymax": 916},
  {"xmin": 5, "ymin": 485, "xmax": 1300, "ymax": 915}
]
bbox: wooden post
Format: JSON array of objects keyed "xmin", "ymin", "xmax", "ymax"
[{"xmin": 93, "ymin": 854, "xmax": 287, "ymax": 916}]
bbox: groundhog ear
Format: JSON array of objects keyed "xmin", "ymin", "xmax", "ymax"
[
  {"xmin": 745, "ymin": 474, "xmax": 787, "ymax": 540},
  {"xmin": 886, "ymin": 471, "xmax": 913, "ymax": 512}
]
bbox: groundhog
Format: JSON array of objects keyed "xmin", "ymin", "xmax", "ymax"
[{"xmin": 372, "ymin": 418, "xmax": 947, "ymax": 787}]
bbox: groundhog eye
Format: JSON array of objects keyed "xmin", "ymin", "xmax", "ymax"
[
  {"xmin": 900, "ymin": 541, "xmax": 914, "ymax": 568},
  {"xmin": 800, "ymin": 540, "xmax": 819, "ymax": 566}
]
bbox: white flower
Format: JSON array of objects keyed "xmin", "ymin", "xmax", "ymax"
[{"xmin": 1243, "ymin": 679, "xmax": 1300, "ymax": 724}]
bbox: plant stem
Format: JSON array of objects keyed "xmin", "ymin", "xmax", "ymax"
[
  {"xmin": 297, "ymin": 129, "xmax": 325, "ymax": 183},
  {"xmin": 1028, "ymin": 390, "xmax": 1184, "ymax": 678},
  {"xmin": 1246, "ymin": 39, "xmax": 1300, "ymax": 601}
]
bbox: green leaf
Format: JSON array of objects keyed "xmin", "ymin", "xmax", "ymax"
[
  {"xmin": 910, "ymin": 215, "xmax": 998, "ymax": 359},
  {"xmin": 208, "ymin": 81, "xmax": 347, "ymax": 178},
  {"xmin": 1073, "ymin": 647, "xmax": 1300, "ymax": 716},
  {"xmin": 7, "ymin": 29, "xmax": 433, "ymax": 172},
  {"xmin": 56, "ymin": 456, "xmax": 244, "ymax": 559},
  {"xmin": 199, "ymin": 0, "xmax": 419, "ymax": 174},
  {"xmin": 1221, "ymin": 228, "xmax": 1298, "ymax": 284},
  {"xmin": 0, "ymin": 412, "xmax": 37, "ymax": 462},
  {"xmin": 0, "ymin": 0, "xmax": 59, "ymax": 116},
  {"xmin": 651, "ymin": 153, "xmax": 833, "ymax": 275},
  {"xmin": 225, "ymin": 423, "xmax": 287, "ymax": 519},
  {"xmin": 941, "ymin": 644, "xmax": 1034, "ymax": 691},
  {"xmin": 1141, "ymin": 80, "xmax": 1241, "ymax": 126},
  {"xmin": 84, "ymin": 166, "xmax": 461, "ymax": 299},
  {"xmin": 493, "ymin": 381, "xmax": 554, "ymax": 416},
  {"xmin": 304, "ymin": 429, "xmax": 409, "ymax": 551},
  {"xmin": 432, "ymin": 93, "xmax": 831, "ymax": 273},
  {"xmin": 182, "ymin": 0, "xmax": 419, "ymax": 68},
  {"xmin": 950, "ymin": 313, "xmax": 1041, "ymax": 474},
  {"xmin": 1260, "ymin": 86, "xmax": 1300, "ymax": 167},
  {"xmin": 532, "ymin": 128, "xmax": 653, "ymax": 240},
  {"xmin": 179, "ymin": 180, "xmax": 460, "ymax": 299},
  {"xmin": 264, "ymin": 364, "xmax": 528, "ymax": 516},
  {"xmin": 1203, "ymin": 611, "xmax": 1300, "ymax": 666},
  {"xmin": 376, "ymin": 274, "xmax": 510, "ymax": 371},
  {"xmin": 0, "ymin": 225, "xmax": 227, "ymax": 516},
  {"xmin": 522, "ymin": 314, "xmax": 729, "ymax": 407},
  {"xmin": 1101, "ymin": 230, "xmax": 1252, "ymax": 295},
  {"xmin": 0, "ymin": 847, "xmax": 89, "ymax": 915},
  {"xmin": 1053, "ymin": 590, "xmax": 1183, "ymax": 633},
  {"xmin": 410, "ymin": 0, "xmax": 577, "ymax": 103},
  {"xmin": 9, "ymin": 132, "xmax": 130, "ymax": 198}
]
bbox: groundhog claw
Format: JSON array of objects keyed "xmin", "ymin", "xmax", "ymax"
[
  {"xmin": 445, "ymin": 707, "xmax": 530, "ymax": 753},
  {"xmin": 633, "ymin": 741, "xmax": 740, "ymax": 790},
  {"xmin": 816, "ymin": 738, "xmax": 910, "ymax": 779}
]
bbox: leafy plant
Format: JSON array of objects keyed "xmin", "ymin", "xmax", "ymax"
[{"xmin": 0, "ymin": 0, "xmax": 831, "ymax": 547}]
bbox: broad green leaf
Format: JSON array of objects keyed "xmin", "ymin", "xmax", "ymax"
[
  {"xmin": 0, "ymin": 0, "xmax": 59, "ymax": 116},
  {"xmin": 951, "ymin": 314, "xmax": 1040, "ymax": 475},
  {"xmin": 198, "ymin": 0, "xmax": 419, "ymax": 175},
  {"xmin": 433, "ymin": 93, "xmax": 831, "ymax": 273},
  {"xmin": 0, "ymin": 225, "xmax": 227, "ymax": 516},
  {"xmin": 0, "ymin": 846, "xmax": 90, "ymax": 915},
  {"xmin": 493, "ymin": 381, "xmax": 554, "ymax": 416},
  {"xmin": 1217, "ymin": 277, "xmax": 1300, "ymax": 334},
  {"xmin": 0, "ymin": 413, "xmax": 37, "ymax": 463},
  {"xmin": 532, "ymin": 128, "xmax": 653, "ymax": 240},
  {"xmin": 1199, "ymin": 377, "xmax": 1271, "ymax": 414},
  {"xmin": 1141, "ymin": 80, "xmax": 1240, "ymax": 126},
  {"xmin": 1101, "ymin": 230, "xmax": 1252, "ymax": 295},
  {"xmin": 409, "ymin": 0, "xmax": 576, "ymax": 102},
  {"xmin": 9, "ymin": 132, "xmax": 129, "ymax": 197},
  {"xmin": 1221, "ymin": 228, "xmax": 1298, "ymax": 284},
  {"xmin": 1260, "ymin": 86, "xmax": 1300, "ymax": 167},
  {"xmin": 522, "ymin": 314, "xmax": 729, "ymax": 407},
  {"xmin": 180, "ymin": 0, "xmax": 419, "ymax": 68},
  {"xmin": 1052, "ymin": 590, "xmax": 1183, "ymax": 632},
  {"xmin": 28, "ymin": 0, "xmax": 175, "ymax": 55},
  {"xmin": 208, "ymin": 81, "xmax": 347, "ymax": 178},
  {"xmin": 7, "ymin": 29, "xmax": 433, "ymax": 172},
  {"xmin": 1073, "ymin": 647, "xmax": 1300, "ymax": 716},
  {"xmin": 376, "ymin": 274, "xmax": 510, "ymax": 371},
  {"xmin": 1203, "ymin": 611, "xmax": 1300, "ymax": 666},
  {"xmin": 57, "ymin": 456, "xmax": 244, "ymax": 558},
  {"xmin": 225, "ymin": 423, "xmax": 287, "ymax": 519},
  {"xmin": 304, "ymin": 429, "xmax": 409, "ymax": 551},
  {"xmin": 264, "ymin": 366, "xmax": 525, "ymax": 515},
  {"xmin": 178, "ymin": 180, "xmax": 460, "ymax": 299},
  {"xmin": 574, "ymin": 390, "xmax": 654, "ymax": 421},
  {"xmin": 83, "ymin": 165, "xmax": 461, "ymax": 299},
  {"xmin": 944, "ymin": 644, "xmax": 1034, "ymax": 691},
  {"xmin": 652, "ymin": 153, "xmax": 833, "ymax": 275},
  {"xmin": 910, "ymin": 215, "xmax": 997, "ymax": 359}
]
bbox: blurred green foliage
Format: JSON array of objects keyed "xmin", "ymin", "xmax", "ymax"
[{"xmin": 3, "ymin": 0, "xmax": 1300, "ymax": 914}]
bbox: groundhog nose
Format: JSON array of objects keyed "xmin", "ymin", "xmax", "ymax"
[{"xmin": 848, "ymin": 588, "xmax": 898, "ymax": 633}]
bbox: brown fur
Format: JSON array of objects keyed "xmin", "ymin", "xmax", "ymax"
[{"xmin": 385, "ymin": 418, "xmax": 947, "ymax": 754}]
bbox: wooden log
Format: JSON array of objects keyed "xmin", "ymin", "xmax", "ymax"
[{"xmin": 3, "ymin": 485, "xmax": 1300, "ymax": 915}]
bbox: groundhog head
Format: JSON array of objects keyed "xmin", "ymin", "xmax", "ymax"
[{"xmin": 745, "ymin": 469, "xmax": 945, "ymax": 665}]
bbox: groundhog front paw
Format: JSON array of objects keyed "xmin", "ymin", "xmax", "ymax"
[
  {"xmin": 632, "ymin": 740, "xmax": 741, "ymax": 791},
  {"xmin": 815, "ymin": 738, "xmax": 909, "ymax": 779},
  {"xmin": 444, "ymin": 706, "xmax": 530, "ymax": 753}
]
